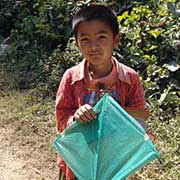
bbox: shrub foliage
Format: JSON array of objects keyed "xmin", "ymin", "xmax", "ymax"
[{"xmin": 0, "ymin": 0, "xmax": 179, "ymax": 120}]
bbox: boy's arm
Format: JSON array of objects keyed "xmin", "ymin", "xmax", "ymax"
[
  {"xmin": 55, "ymin": 70, "xmax": 76, "ymax": 133},
  {"xmin": 55, "ymin": 97, "xmax": 76, "ymax": 133},
  {"xmin": 125, "ymin": 72, "xmax": 157, "ymax": 142},
  {"xmin": 125, "ymin": 72, "xmax": 148, "ymax": 119},
  {"xmin": 125, "ymin": 107, "xmax": 149, "ymax": 121},
  {"xmin": 124, "ymin": 72, "xmax": 150, "ymax": 130}
]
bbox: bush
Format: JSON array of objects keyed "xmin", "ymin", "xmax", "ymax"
[
  {"xmin": 0, "ymin": 0, "xmax": 76, "ymax": 89},
  {"xmin": 115, "ymin": 0, "xmax": 180, "ymax": 120},
  {"xmin": 45, "ymin": 0, "xmax": 180, "ymax": 119},
  {"xmin": 0, "ymin": 0, "xmax": 179, "ymax": 120},
  {"xmin": 42, "ymin": 38, "xmax": 82, "ymax": 98}
]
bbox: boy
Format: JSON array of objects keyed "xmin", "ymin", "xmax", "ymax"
[{"xmin": 55, "ymin": 4, "xmax": 149, "ymax": 180}]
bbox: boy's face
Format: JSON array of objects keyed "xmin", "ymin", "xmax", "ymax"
[{"xmin": 75, "ymin": 20, "xmax": 120, "ymax": 68}]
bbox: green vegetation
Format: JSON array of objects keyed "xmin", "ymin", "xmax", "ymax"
[
  {"xmin": 0, "ymin": 0, "xmax": 179, "ymax": 179},
  {"xmin": 1, "ymin": 0, "xmax": 179, "ymax": 118}
]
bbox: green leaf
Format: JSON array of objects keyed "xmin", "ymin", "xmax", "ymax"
[
  {"xmin": 118, "ymin": 11, "xmax": 129, "ymax": 22},
  {"xmin": 144, "ymin": 45, "xmax": 158, "ymax": 52},
  {"xmin": 148, "ymin": 29, "xmax": 165, "ymax": 38},
  {"xmin": 125, "ymin": 32, "xmax": 135, "ymax": 40},
  {"xmin": 143, "ymin": 54, "xmax": 156, "ymax": 62}
]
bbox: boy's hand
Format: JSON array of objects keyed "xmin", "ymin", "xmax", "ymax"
[{"xmin": 74, "ymin": 104, "xmax": 97, "ymax": 123}]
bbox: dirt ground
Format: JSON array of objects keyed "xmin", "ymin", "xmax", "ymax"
[
  {"xmin": 1, "ymin": 90, "xmax": 171, "ymax": 180},
  {"xmin": 0, "ymin": 123, "xmax": 59, "ymax": 180},
  {"xmin": 0, "ymin": 90, "xmax": 143, "ymax": 180},
  {"xmin": 0, "ymin": 91, "xmax": 59, "ymax": 180}
]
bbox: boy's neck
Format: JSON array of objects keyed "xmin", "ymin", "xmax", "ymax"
[{"xmin": 88, "ymin": 61, "xmax": 113, "ymax": 79}]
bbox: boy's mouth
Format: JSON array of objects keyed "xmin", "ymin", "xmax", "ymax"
[{"xmin": 88, "ymin": 51, "xmax": 102, "ymax": 57}]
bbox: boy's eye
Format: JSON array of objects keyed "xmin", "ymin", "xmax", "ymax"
[
  {"xmin": 80, "ymin": 38, "xmax": 88, "ymax": 42},
  {"xmin": 99, "ymin": 35, "xmax": 107, "ymax": 39}
]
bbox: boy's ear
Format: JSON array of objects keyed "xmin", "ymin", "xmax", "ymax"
[{"xmin": 113, "ymin": 33, "xmax": 120, "ymax": 48}]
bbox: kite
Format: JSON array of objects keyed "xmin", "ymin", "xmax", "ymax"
[{"xmin": 52, "ymin": 94, "xmax": 160, "ymax": 180}]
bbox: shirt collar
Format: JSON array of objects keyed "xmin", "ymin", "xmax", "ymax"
[
  {"xmin": 71, "ymin": 59, "xmax": 86, "ymax": 85},
  {"xmin": 71, "ymin": 57, "xmax": 131, "ymax": 85}
]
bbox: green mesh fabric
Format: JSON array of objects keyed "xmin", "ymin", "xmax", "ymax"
[{"xmin": 52, "ymin": 94, "xmax": 160, "ymax": 180}]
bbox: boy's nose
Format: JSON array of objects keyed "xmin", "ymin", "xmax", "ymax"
[{"xmin": 89, "ymin": 40, "xmax": 99, "ymax": 50}]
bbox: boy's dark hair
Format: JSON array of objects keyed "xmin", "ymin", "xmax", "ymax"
[{"xmin": 72, "ymin": 5, "xmax": 119, "ymax": 38}]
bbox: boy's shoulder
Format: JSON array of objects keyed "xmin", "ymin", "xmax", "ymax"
[
  {"xmin": 65, "ymin": 60, "xmax": 85, "ymax": 75},
  {"xmin": 112, "ymin": 57, "xmax": 137, "ymax": 75},
  {"xmin": 113, "ymin": 58, "xmax": 139, "ymax": 85},
  {"xmin": 63, "ymin": 60, "xmax": 85, "ymax": 84},
  {"xmin": 118, "ymin": 62, "xmax": 138, "ymax": 85},
  {"xmin": 118, "ymin": 62, "xmax": 137, "ymax": 75}
]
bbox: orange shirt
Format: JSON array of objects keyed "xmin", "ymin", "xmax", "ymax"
[{"xmin": 55, "ymin": 57, "xmax": 148, "ymax": 179}]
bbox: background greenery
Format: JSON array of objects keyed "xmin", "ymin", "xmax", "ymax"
[
  {"xmin": 0, "ymin": 0, "xmax": 179, "ymax": 179},
  {"xmin": 0, "ymin": 0, "xmax": 179, "ymax": 118}
]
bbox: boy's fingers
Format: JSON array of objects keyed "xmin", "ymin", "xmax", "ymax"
[
  {"xmin": 74, "ymin": 111, "xmax": 89, "ymax": 122},
  {"xmin": 81, "ymin": 104, "xmax": 97, "ymax": 119},
  {"xmin": 74, "ymin": 108, "xmax": 90, "ymax": 122},
  {"xmin": 74, "ymin": 104, "xmax": 97, "ymax": 122}
]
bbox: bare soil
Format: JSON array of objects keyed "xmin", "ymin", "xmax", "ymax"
[
  {"xmin": 1, "ymin": 90, "xmax": 175, "ymax": 180},
  {"xmin": 0, "ymin": 91, "xmax": 58, "ymax": 180}
]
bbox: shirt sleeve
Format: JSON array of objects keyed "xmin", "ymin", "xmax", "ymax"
[
  {"xmin": 125, "ymin": 72, "xmax": 149, "ymax": 122},
  {"xmin": 127, "ymin": 72, "xmax": 146, "ymax": 108},
  {"xmin": 55, "ymin": 70, "xmax": 76, "ymax": 133}
]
